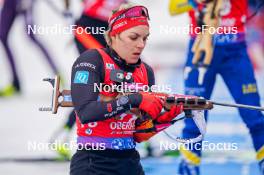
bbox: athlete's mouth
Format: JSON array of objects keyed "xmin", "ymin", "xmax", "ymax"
[{"xmin": 133, "ymin": 52, "xmax": 141, "ymax": 56}]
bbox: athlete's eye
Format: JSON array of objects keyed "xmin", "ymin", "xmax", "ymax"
[{"xmin": 129, "ymin": 36, "xmax": 138, "ymax": 41}]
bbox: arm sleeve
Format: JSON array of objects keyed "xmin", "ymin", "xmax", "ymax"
[
  {"xmin": 133, "ymin": 63, "xmax": 158, "ymax": 143},
  {"xmin": 71, "ymin": 50, "xmax": 131, "ymax": 124}
]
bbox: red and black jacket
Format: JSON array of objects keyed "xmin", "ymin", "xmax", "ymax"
[{"xmin": 71, "ymin": 47, "xmax": 154, "ymax": 139}]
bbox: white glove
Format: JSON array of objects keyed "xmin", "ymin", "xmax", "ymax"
[
  {"xmin": 175, "ymin": 110, "xmax": 206, "ymax": 144},
  {"xmin": 192, "ymin": 110, "xmax": 206, "ymax": 135}
]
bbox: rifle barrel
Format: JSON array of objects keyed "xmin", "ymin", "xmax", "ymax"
[{"xmin": 209, "ymin": 101, "xmax": 264, "ymax": 111}]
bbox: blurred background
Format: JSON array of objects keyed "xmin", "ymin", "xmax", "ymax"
[{"xmin": 0, "ymin": 0, "xmax": 263, "ymax": 174}]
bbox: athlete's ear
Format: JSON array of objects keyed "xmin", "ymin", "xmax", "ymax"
[{"xmin": 110, "ymin": 34, "xmax": 119, "ymax": 47}]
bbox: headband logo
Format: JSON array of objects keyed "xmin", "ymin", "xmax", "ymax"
[{"xmin": 112, "ymin": 21, "xmax": 128, "ymax": 30}]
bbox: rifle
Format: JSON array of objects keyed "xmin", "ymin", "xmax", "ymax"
[
  {"xmin": 39, "ymin": 75, "xmax": 264, "ymax": 143},
  {"xmin": 39, "ymin": 75, "xmax": 264, "ymax": 114}
]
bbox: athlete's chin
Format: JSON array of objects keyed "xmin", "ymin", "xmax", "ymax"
[{"xmin": 127, "ymin": 55, "xmax": 140, "ymax": 64}]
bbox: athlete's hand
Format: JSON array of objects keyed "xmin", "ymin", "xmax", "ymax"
[
  {"xmin": 128, "ymin": 92, "xmax": 163, "ymax": 120},
  {"xmin": 156, "ymin": 104, "xmax": 184, "ymax": 123}
]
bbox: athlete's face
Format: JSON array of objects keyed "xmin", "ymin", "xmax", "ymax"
[{"xmin": 111, "ymin": 25, "xmax": 150, "ymax": 64}]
